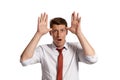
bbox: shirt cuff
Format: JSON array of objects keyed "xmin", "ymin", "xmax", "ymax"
[
  {"xmin": 20, "ymin": 58, "xmax": 33, "ymax": 66},
  {"xmin": 85, "ymin": 55, "xmax": 98, "ymax": 64}
]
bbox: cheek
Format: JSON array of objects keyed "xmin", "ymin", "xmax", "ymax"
[
  {"xmin": 62, "ymin": 34, "xmax": 67, "ymax": 39},
  {"xmin": 51, "ymin": 32, "xmax": 56, "ymax": 37},
  {"xmin": 52, "ymin": 34, "xmax": 57, "ymax": 40}
]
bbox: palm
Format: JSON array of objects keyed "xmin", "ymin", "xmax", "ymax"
[
  {"xmin": 37, "ymin": 13, "xmax": 51, "ymax": 35},
  {"xmin": 68, "ymin": 12, "xmax": 81, "ymax": 35}
]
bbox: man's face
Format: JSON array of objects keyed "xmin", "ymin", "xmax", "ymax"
[{"xmin": 50, "ymin": 24, "xmax": 67, "ymax": 48}]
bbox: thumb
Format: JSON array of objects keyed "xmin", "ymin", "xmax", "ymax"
[
  {"xmin": 66, "ymin": 27, "xmax": 70, "ymax": 30},
  {"xmin": 48, "ymin": 28, "xmax": 52, "ymax": 32}
]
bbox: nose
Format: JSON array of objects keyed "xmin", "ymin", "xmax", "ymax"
[{"xmin": 57, "ymin": 31, "xmax": 60, "ymax": 37}]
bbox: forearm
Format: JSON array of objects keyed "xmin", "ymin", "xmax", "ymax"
[
  {"xmin": 20, "ymin": 32, "xmax": 42, "ymax": 62},
  {"xmin": 76, "ymin": 32, "xmax": 95, "ymax": 56}
]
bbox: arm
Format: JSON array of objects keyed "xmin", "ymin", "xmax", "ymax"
[
  {"xmin": 67, "ymin": 12, "xmax": 95, "ymax": 56},
  {"xmin": 20, "ymin": 13, "xmax": 52, "ymax": 62}
]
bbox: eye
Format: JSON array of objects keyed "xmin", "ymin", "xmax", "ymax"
[
  {"xmin": 52, "ymin": 30, "xmax": 58, "ymax": 33},
  {"xmin": 61, "ymin": 29, "xmax": 65, "ymax": 32}
]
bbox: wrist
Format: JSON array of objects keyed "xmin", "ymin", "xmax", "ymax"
[
  {"xmin": 76, "ymin": 31, "xmax": 82, "ymax": 36},
  {"xmin": 35, "ymin": 32, "xmax": 43, "ymax": 37}
]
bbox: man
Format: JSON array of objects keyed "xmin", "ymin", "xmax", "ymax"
[{"xmin": 20, "ymin": 12, "xmax": 97, "ymax": 80}]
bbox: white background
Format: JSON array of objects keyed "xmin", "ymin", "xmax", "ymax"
[{"xmin": 0, "ymin": 0, "xmax": 120, "ymax": 80}]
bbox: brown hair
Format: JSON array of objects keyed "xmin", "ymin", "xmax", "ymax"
[{"xmin": 50, "ymin": 17, "xmax": 67, "ymax": 28}]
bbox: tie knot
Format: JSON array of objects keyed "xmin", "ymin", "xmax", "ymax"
[{"xmin": 56, "ymin": 48, "xmax": 64, "ymax": 53}]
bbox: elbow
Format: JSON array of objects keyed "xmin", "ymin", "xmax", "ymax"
[
  {"xmin": 20, "ymin": 52, "xmax": 33, "ymax": 62},
  {"xmin": 20, "ymin": 57, "xmax": 30, "ymax": 66},
  {"xmin": 85, "ymin": 55, "xmax": 98, "ymax": 64},
  {"xmin": 20, "ymin": 54, "xmax": 32, "ymax": 66},
  {"xmin": 87, "ymin": 59, "xmax": 97, "ymax": 64},
  {"xmin": 20, "ymin": 54, "xmax": 24, "ymax": 62},
  {"xmin": 20, "ymin": 54, "xmax": 26, "ymax": 62},
  {"xmin": 20, "ymin": 55, "xmax": 26, "ymax": 66}
]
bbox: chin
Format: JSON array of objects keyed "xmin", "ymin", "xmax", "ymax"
[
  {"xmin": 54, "ymin": 41, "xmax": 65, "ymax": 47},
  {"xmin": 56, "ymin": 44, "xmax": 62, "ymax": 47},
  {"xmin": 56, "ymin": 44, "xmax": 64, "ymax": 48}
]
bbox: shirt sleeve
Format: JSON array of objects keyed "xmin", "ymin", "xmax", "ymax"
[
  {"xmin": 21, "ymin": 46, "xmax": 43, "ymax": 66},
  {"xmin": 76, "ymin": 42, "xmax": 98, "ymax": 64},
  {"xmin": 84, "ymin": 55, "xmax": 98, "ymax": 64}
]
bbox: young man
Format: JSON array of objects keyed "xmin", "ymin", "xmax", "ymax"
[{"xmin": 20, "ymin": 12, "xmax": 97, "ymax": 80}]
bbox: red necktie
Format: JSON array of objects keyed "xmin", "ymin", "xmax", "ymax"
[{"xmin": 56, "ymin": 48, "xmax": 64, "ymax": 80}]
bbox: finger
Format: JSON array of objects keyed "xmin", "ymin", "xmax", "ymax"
[
  {"xmin": 40, "ymin": 13, "xmax": 43, "ymax": 22},
  {"xmin": 77, "ymin": 13, "xmax": 79, "ymax": 20},
  {"xmin": 78, "ymin": 17, "xmax": 81, "ymax": 23},
  {"xmin": 38, "ymin": 17, "xmax": 40, "ymax": 23},
  {"xmin": 66, "ymin": 27, "xmax": 70, "ymax": 30},
  {"xmin": 73, "ymin": 12, "xmax": 76, "ymax": 20},
  {"xmin": 43, "ymin": 12, "xmax": 46, "ymax": 21},
  {"xmin": 71, "ymin": 11, "xmax": 75, "ymax": 22},
  {"xmin": 37, "ymin": 17, "xmax": 40, "ymax": 28},
  {"xmin": 45, "ymin": 13, "xmax": 48, "ymax": 22},
  {"xmin": 48, "ymin": 28, "xmax": 52, "ymax": 32}
]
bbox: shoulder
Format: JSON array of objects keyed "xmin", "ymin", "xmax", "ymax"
[
  {"xmin": 66, "ymin": 42, "xmax": 79, "ymax": 46},
  {"xmin": 66, "ymin": 42, "xmax": 82, "ymax": 49},
  {"xmin": 38, "ymin": 43, "xmax": 52, "ymax": 48},
  {"xmin": 66, "ymin": 42, "xmax": 78, "ymax": 45},
  {"xmin": 66, "ymin": 42, "xmax": 78, "ymax": 48},
  {"xmin": 37, "ymin": 43, "xmax": 53, "ymax": 50}
]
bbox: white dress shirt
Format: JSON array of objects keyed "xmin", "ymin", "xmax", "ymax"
[{"xmin": 21, "ymin": 42, "xmax": 97, "ymax": 80}]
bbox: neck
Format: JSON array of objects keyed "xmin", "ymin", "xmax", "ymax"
[
  {"xmin": 53, "ymin": 42, "xmax": 64, "ymax": 49},
  {"xmin": 57, "ymin": 46, "xmax": 64, "ymax": 49}
]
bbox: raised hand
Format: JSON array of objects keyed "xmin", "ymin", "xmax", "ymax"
[
  {"xmin": 37, "ymin": 13, "xmax": 52, "ymax": 35},
  {"xmin": 67, "ymin": 12, "xmax": 81, "ymax": 35}
]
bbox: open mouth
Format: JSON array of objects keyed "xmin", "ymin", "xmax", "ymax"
[{"xmin": 57, "ymin": 39, "xmax": 62, "ymax": 41}]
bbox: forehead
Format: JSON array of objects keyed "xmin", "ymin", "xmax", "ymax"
[{"xmin": 52, "ymin": 24, "xmax": 66, "ymax": 30}]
